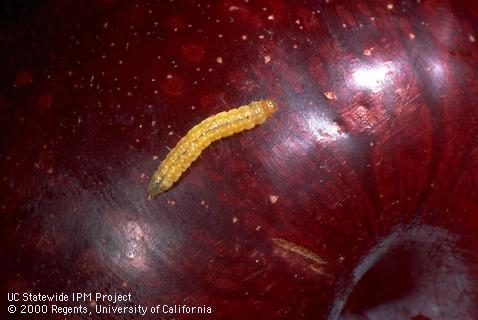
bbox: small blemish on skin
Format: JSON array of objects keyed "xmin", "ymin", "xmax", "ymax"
[
  {"xmin": 272, "ymin": 238, "xmax": 327, "ymax": 265},
  {"xmin": 324, "ymin": 91, "xmax": 337, "ymax": 100},
  {"xmin": 309, "ymin": 264, "xmax": 329, "ymax": 276}
]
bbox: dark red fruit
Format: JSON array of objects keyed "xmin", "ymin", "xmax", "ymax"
[{"xmin": 1, "ymin": 1, "xmax": 477, "ymax": 319}]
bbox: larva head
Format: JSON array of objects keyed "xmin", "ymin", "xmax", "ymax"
[
  {"xmin": 147, "ymin": 176, "xmax": 170, "ymax": 197},
  {"xmin": 259, "ymin": 99, "xmax": 278, "ymax": 116}
]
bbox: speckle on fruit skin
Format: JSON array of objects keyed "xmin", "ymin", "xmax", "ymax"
[
  {"xmin": 269, "ymin": 195, "xmax": 279, "ymax": 203},
  {"xmin": 324, "ymin": 91, "xmax": 337, "ymax": 100}
]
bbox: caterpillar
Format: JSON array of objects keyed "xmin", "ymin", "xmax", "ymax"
[{"xmin": 147, "ymin": 99, "xmax": 277, "ymax": 197}]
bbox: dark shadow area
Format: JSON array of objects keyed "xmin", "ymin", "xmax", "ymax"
[{"xmin": 342, "ymin": 245, "xmax": 418, "ymax": 314}]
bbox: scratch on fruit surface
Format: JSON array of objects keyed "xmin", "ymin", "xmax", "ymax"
[
  {"xmin": 271, "ymin": 237, "xmax": 327, "ymax": 265},
  {"xmin": 308, "ymin": 264, "xmax": 330, "ymax": 277}
]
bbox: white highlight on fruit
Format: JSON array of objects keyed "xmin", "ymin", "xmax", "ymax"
[
  {"xmin": 351, "ymin": 62, "xmax": 394, "ymax": 93},
  {"xmin": 307, "ymin": 115, "xmax": 345, "ymax": 144}
]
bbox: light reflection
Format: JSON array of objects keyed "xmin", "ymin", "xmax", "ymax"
[
  {"xmin": 111, "ymin": 219, "xmax": 151, "ymax": 271},
  {"xmin": 307, "ymin": 114, "xmax": 346, "ymax": 144},
  {"xmin": 124, "ymin": 221, "xmax": 149, "ymax": 268},
  {"xmin": 351, "ymin": 62, "xmax": 395, "ymax": 93},
  {"xmin": 270, "ymin": 110, "xmax": 347, "ymax": 170},
  {"xmin": 427, "ymin": 57, "xmax": 445, "ymax": 87}
]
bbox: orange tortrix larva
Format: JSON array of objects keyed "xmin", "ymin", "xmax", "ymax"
[{"xmin": 147, "ymin": 99, "xmax": 277, "ymax": 197}]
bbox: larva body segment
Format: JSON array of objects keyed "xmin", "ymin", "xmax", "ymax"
[{"xmin": 147, "ymin": 99, "xmax": 277, "ymax": 197}]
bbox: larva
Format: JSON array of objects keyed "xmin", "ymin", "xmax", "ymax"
[{"xmin": 147, "ymin": 99, "xmax": 277, "ymax": 197}]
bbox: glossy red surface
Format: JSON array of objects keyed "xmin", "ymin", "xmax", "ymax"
[{"xmin": 1, "ymin": 1, "xmax": 478, "ymax": 319}]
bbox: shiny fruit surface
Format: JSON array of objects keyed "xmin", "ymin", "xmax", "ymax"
[{"xmin": 1, "ymin": 1, "xmax": 478, "ymax": 319}]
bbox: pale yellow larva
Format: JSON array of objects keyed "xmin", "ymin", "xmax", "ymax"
[{"xmin": 147, "ymin": 99, "xmax": 277, "ymax": 197}]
